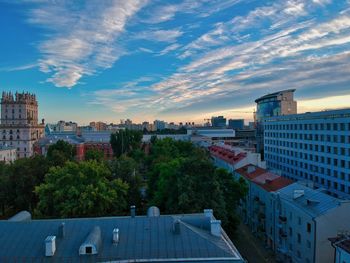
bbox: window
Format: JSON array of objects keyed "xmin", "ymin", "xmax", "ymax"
[
  {"xmin": 297, "ymin": 233, "xmax": 301, "ymax": 243},
  {"xmin": 307, "ymin": 223, "xmax": 311, "ymax": 233},
  {"xmin": 85, "ymin": 246, "xmax": 92, "ymax": 254}
]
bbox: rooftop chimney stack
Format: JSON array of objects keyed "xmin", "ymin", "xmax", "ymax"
[
  {"xmin": 210, "ymin": 220, "xmax": 222, "ymax": 237},
  {"xmin": 113, "ymin": 228, "xmax": 119, "ymax": 243},
  {"xmin": 204, "ymin": 209, "xmax": 213, "ymax": 219},
  {"xmin": 58, "ymin": 222, "xmax": 65, "ymax": 238},
  {"xmin": 45, "ymin": 236, "xmax": 56, "ymax": 257},
  {"xmin": 130, "ymin": 205, "xmax": 136, "ymax": 218}
]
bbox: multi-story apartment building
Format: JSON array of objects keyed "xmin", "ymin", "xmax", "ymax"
[
  {"xmin": 255, "ymin": 89, "xmax": 297, "ymax": 154},
  {"xmin": 0, "ymin": 92, "xmax": 44, "ymax": 158},
  {"xmin": 264, "ymin": 109, "xmax": 350, "ymax": 199},
  {"xmin": 234, "ymin": 165, "xmax": 293, "ymax": 250},
  {"xmin": 329, "ymin": 235, "xmax": 350, "ymax": 263},
  {"xmin": 211, "ymin": 116, "xmax": 227, "ymax": 128},
  {"xmin": 228, "ymin": 119, "xmax": 244, "ymax": 130},
  {"xmin": 274, "ymin": 182, "xmax": 350, "ymax": 263}
]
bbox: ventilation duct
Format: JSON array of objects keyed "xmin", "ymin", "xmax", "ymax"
[
  {"xmin": 147, "ymin": 206, "xmax": 160, "ymax": 217},
  {"xmin": 8, "ymin": 211, "xmax": 31, "ymax": 222}
]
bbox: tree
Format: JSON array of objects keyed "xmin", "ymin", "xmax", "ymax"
[
  {"xmin": 85, "ymin": 148, "xmax": 104, "ymax": 162},
  {"xmin": 47, "ymin": 140, "xmax": 75, "ymax": 166},
  {"xmin": 110, "ymin": 155, "xmax": 143, "ymax": 209},
  {"xmin": 0, "ymin": 155, "xmax": 49, "ymax": 216},
  {"xmin": 35, "ymin": 161, "xmax": 129, "ymax": 218},
  {"xmin": 110, "ymin": 129, "xmax": 143, "ymax": 157},
  {"xmin": 147, "ymin": 138, "xmax": 247, "ymax": 236}
]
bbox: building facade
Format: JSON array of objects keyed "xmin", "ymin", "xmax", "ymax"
[
  {"xmin": 329, "ymin": 235, "xmax": 350, "ymax": 263},
  {"xmin": 255, "ymin": 89, "xmax": 297, "ymax": 154},
  {"xmin": 0, "ymin": 92, "xmax": 44, "ymax": 158},
  {"xmin": 211, "ymin": 116, "xmax": 227, "ymax": 128},
  {"xmin": 0, "ymin": 145, "xmax": 16, "ymax": 163},
  {"xmin": 228, "ymin": 119, "xmax": 244, "ymax": 130},
  {"xmin": 264, "ymin": 109, "xmax": 350, "ymax": 199},
  {"xmin": 274, "ymin": 183, "xmax": 350, "ymax": 263}
]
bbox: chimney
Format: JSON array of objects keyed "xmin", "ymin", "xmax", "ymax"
[
  {"xmin": 58, "ymin": 222, "xmax": 65, "ymax": 238},
  {"xmin": 130, "ymin": 205, "xmax": 136, "ymax": 218},
  {"xmin": 173, "ymin": 219, "xmax": 181, "ymax": 234},
  {"xmin": 204, "ymin": 209, "xmax": 213, "ymax": 218},
  {"xmin": 45, "ymin": 236, "xmax": 56, "ymax": 257},
  {"xmin": 210, "ymin": 220, "xmax": 222, "ymax": 237},
  {"xmin": 113, "ymin": 228, "xmax": 119, "ymax": 243},
  {"xmin": 247, "ymin": 165, "xmax": 256, "ymax": 173}
]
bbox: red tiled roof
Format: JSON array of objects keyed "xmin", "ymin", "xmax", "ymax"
[
  {"xmin": 235, "ymin": 164, "xmax": 266, "ymax": 180},
  {"xmin": 209, "ymin": 145, "xmax": 247, "ymax": 165},
  {"xmin": 257, "ymin": 176, "xmax": 294, "ymax": 192}
]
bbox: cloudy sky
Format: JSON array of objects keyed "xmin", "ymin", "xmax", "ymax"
[{"xmin": 1, "ymin": 0, "xmax": 350, "ymax": 124}]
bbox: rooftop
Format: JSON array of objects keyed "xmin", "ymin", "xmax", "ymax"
[
  {"xmin": 255, "ymin": 89, "xmax": 295, "ymax": 103},
  {"xmin": 235, "ymin": 164, "xmax": 266, "ymax": 180},
  {"xmin": 252, "ymin": 173, "xmax": 293, "ymax": 192},
  {"xmin": 276, "ymin": 182, "xmax": 348, "ymax": 217},
  {"xmin": 264, "ymin": 108, "xmax": 350, "ymax": 123},
  {"xmin": 209, "ymin": 145, "xmax": 247, "ymax": 165},
  {"xmin": 0, "ymin": 209, "xmax": 244, "ymax": 262},
  {"xmin": 329, "ymin": 236, "xmax": 350, "ymax": 254}
]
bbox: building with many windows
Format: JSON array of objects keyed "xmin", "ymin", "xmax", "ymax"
[
  {"xmin": 274, "ymin": 182, "xmax": 350, "ymax": 263},
  {"xmin": 264, "ymin": 109, "xmax": 350, "ymax": 198},
  {"xmin": 255, "ymin": 89, "xmax": 297, "ymax": 154},
  {"xmin": 0, "ymin": 92, "xmax": 44, "ymax": 158},
  {"xmin": 228, "ymin": 119, "xmax": 244, "ymax": 130},
  {"xmin": 211, "ymin": 116, "xmax": 227, "ymax": 128}
]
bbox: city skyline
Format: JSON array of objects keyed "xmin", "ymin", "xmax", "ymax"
[{"xmin": 1, "ymin": 0, "xmax": 350, "ymax": 124}]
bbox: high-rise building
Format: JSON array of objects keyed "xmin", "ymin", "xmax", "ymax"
[
  {"xmin": 0, "ymin": 91, "xmax": 44, "ymax": 158},
  {"xmin": 255, "ymin": 89, "xmax": 297, "ymax": 155},
  {"xmin": 211, "ymin": 116, "xmax": 226, "ymax": 128},
  {"xmin": 228, "ymin": 119, "xmax": 244, "ymax": 130},
  {"xmin": 154, "ymin": 120, "xmax": 166, "ymax": 130},
  {"xmin": 264, "ymin": 109, "xmax": 350, "ymax": 198}
]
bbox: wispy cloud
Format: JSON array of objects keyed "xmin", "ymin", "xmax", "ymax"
[
  {"xmin": 133, "ymin": 29, "xmax": 183, "ymax": 43},
  {"xmin": 27, "ymin": 1, "xmax": 148, "ymax": 88}
]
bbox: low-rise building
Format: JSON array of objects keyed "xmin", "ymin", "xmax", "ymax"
[
  {"xmin": 274, "ymin": 183, "xmax": 350, "ymax": 263},
  {"xmin": 0, "ymin": 145, "xmax": 16, "ymax": 163},
  {"xmin": 0, "ymin": 208, "xmax": 245, "ymax": 262},
  {"xmin": 209, "ymin": 145, "xmax": 265, "ymax": 172},
  {"xmin": 234, "ymin": 165, "xmax": 293, "ymax": 250}
]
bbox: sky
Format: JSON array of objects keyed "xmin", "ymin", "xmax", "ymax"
[{"xmin": 0, "ymin": 0, "xmax": 350, "ymax": 125}]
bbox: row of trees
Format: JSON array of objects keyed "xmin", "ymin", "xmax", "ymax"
[{"xmin": 0, "ymin": 129, "xmax": 247, "ymax": 236}]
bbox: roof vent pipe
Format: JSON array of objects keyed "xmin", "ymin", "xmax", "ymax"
[
  {"xmin": 113, "ymin": 228, "xmax": 119, "ymax": 243},
  {"xmin": 173, "ymin": 219, "xmax": 181, "ymax": 234},
  {"xmin": 130, "ymin": 205, "xmax": 136, "ymax": 218},
  {"xmin": 58, "ymin": 222, "xmax": 65, "ymax": 238},
  {"xmin": 45, "ymin": 236, "xmax": 56, "ymax": 257}
]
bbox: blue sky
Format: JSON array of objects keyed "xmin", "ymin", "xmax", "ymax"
[{"xmin": 1, "ymin": 0, "xmax": 350, "ymax": 124}]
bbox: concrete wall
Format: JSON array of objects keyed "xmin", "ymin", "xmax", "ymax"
[{"xmin": 315, "ymin": 202, "xmax": 350, "ymax": 263}]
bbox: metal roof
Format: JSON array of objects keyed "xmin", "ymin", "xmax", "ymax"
[
  {"xmin": 0, "ymin": 213, "xmax": 244, "ymax": 262},
  {"xmin": 276, "ymin": 183, "xmax": 346, "ymax": 217}
]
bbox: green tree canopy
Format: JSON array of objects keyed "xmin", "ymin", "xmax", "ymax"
[
  {"xmin": 47, "ymin": 140, "xmax": 75, "ymax": 166},
  {"xmin": 35, "ymin": 160, "xmax": 128, "ymax": 218},
  {"xmin": 110, "ymin": 155, "xmax": 143, "ymax": 209},
  {"xmin": 0, "ymin": 155, "xmax": 49, "ymax": 217},
  {"xmin": 85, "ymin": 148, "xmax": 104, "ymax": 162},
  {"xmin": 110, "ymin": 129, "xmax": 143, "ymax": 157},
  {"xmin": 147, "ymin": 138, "xmax": 247, "ymax": 236}
]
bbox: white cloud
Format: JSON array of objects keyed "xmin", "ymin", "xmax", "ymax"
[
  {"xmin": 157, "ymin": 43, "xmax": 181, "ymax": 56},
  {"xmin": 28, "ymin": 0, "xmax": 148, "ymax": 88},
  {"xmin": 135, "ymin": 29, "xmax": 183, "ymax": 43}
]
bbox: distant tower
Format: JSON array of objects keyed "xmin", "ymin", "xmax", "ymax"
[{"xmin": 0, "ymin": 91, "xmax": 45, "ymax": 158}]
